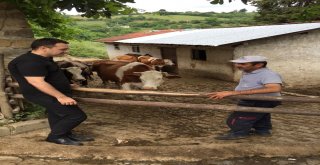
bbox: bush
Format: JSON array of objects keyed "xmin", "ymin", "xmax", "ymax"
[
  {"xmin": 68, "ymin": 40, "xmax": 108, "ymax": 58},
  {"xmin": 14, "ymin": 102, "xmax": 46, "ymax": 121}
]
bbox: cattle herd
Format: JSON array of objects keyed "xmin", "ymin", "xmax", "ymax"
[{"xmin": 56, "ymin": 54, "xmax": 179, "ymax": 90}]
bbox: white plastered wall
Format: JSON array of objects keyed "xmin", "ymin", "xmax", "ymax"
[
  {"xmin": 105, "ymin": 44, "xmax": 162, "ymax": 59},
  {"xmin": 234, "ymin": 30, "xmax": 320, "ymax": 87}
]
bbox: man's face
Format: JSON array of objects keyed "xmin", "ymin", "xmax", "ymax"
[
  {"xmin": 234, "ymin": 62, "xmax": 261, "ymax": 72},
  {"xmin": 46, "ymin": 43, "xmax": 69, "ymax": 57}
]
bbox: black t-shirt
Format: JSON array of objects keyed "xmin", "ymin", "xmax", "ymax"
[{"xmin": 8, "ymin": 52, "xmax": 71, "ymax": 98}]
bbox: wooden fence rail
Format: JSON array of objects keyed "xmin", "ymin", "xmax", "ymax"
[
  {"xmin": 6, "ymin": 82, "xmax": 320, "ymax": 103},
  {"xmin": 10, "ymin": 94, "xmax": 320, "ymax": 116}
]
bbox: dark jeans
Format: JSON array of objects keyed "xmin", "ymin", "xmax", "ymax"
[
  {"xmin": 226, "ymin": 100, "xmax": 281, "ymax": 135},
  {"xmin": 25, "ymin": 94, "xmax": 87, "ymax": 138}
]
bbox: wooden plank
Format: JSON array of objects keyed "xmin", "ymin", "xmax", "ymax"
[
  {"xmin": 7, "ymin": 83, "xmax": 320, "ymax": 103},
  {"xmin": 10, "ymin": 94, "xmax": 320, "ymax": 116},
  {"xmin": 0, "ymin": 54, "xmax": 13, "ymax": 118},
  {"xmin": 75, "ymin": 97, "xmax": 320, "ymax": 116}
]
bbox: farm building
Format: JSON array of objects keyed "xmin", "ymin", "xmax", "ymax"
[{"xmin": 98, "ymin": 23, "xmax": 320, "ymax": 87}]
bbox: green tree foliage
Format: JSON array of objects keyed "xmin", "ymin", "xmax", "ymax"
[
  {"xmin": 252, "ymin": 0, "xmax": 320, "ymax": 23},
  {"xmin": 209, "ymin": 0, "xmax": 320, "ymax": 23},
  {"xmin": 210, "ymin": 0, "xmax": 248, "ymax": 5},
  {"xmin": 2, "ymin": 0, "xmax": 136, "ymax": 38},
  {"xmin": 158, "ymin": 9, "xmax": 167, "ymax": 15}
]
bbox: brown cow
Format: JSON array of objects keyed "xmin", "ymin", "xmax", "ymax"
[
  {"xmin": 112, "ymin": 54, "xmax": 140, "ymax": 62},
  {"xmin": 92, "ymin": 61, "xmax": 165, "ymax": 90},
  {"xmin": 112, "ymin": 54, "xmax": 178, "ymax": 74},
  {"xmin": 56, "ymin": 60, "xmax": 93, "ymax": 86}
]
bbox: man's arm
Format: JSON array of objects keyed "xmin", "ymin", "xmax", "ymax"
[
  {"xmin": 25, "ymin": 76, "xmax": 77, "ymax": 105},
  {"xmin": 207, "ymin": 83, "xmax": 281, "ymax": 100}
]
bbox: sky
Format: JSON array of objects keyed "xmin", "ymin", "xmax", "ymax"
[
  {"xmin": 127, "ymin": 0, "xmax": 257, "ymax": 13},
  {"xmin": 62, "ymin": 0, "xmax": 257, "ymax": 15}
]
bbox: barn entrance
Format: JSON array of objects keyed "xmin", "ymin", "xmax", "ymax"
[{"xmin": 160, "ymin": 47, "xmax": 177, "ymax": 66}]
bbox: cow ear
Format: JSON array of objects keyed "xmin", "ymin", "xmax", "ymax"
[{"xmin": 162, "ymin": 72, "xmax": 181, "ymax": 79}]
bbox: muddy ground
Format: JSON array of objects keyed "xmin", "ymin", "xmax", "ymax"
[{"xmin": 1, "ymin": 72, "xmax": 320, "ymax": 164}]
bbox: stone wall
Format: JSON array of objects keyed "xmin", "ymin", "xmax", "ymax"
[{"xmin": 0, "ymin": 2, "xmax": 34, "ymax": 68}]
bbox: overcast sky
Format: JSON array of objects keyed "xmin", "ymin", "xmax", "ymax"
[
  {"xmin": 126, "ymin": 0, "xmax": 257, "ymax": 13},
  {"xmin": 62, "ymin": 0, "xmax": 256, "ymax": 15}
]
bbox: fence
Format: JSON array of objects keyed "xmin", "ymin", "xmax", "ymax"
[{"xmin": 1, "ymin": 52, "xmax": 320, "ymax": 119}]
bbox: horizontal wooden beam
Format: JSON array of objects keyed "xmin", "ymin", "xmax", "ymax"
[
  {"xmin": 9, "ymin": 94, "xmax": 320, "ymax": 116},
  {"xmin": 7, "ymin": 83, "xmax": 320, "ymax": 103}
]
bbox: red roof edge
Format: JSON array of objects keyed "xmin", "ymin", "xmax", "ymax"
[{"xmin": 96, "ymin": 29, "xmax": 181, "ymax": 43}]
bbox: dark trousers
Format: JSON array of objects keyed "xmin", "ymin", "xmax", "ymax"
[
  {"xmin": 227, "ymin": 100, "xmax": 280, "ymax": 135},
  {"xmin": 25, "ymin": 95, "xmax": 87, "ymax": 138}
]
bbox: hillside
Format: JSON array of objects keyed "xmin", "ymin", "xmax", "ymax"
[{"xmin": 32, "ymin": 11, "xmax": 261, "ymax": 58}]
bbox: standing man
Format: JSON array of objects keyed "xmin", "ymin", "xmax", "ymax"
[
  {"xmin": 8, "ymin": 38, "xmax": 93, "ymax": 146},
  {"xmin": 207, "ymin": 56, "xmax": 282, "ymax": 140}
]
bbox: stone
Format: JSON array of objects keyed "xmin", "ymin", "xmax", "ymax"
[
  {"xmin": 11, "ymin": 38, "xmax": 34, "ymax": 49},
  {"xmin": 7, "ymin": 119, "xmax": 49, "ymax": 134},
  {"xmin": 4, "ymin": 28, "xmax": 34, "ymax": 38},
  {"xmin": 0, "ymin": 126, "xmax": 10, "ymax": 136},
  {"xmin": 0, "ymin": 39, "xmax": 12, "ymax": 47}
]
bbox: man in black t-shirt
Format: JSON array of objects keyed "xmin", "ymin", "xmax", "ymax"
[{"xmin": 8, "ymin": 38, "xmax": 93, "ymax": 146}]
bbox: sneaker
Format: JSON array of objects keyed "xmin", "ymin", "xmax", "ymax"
[{"xmin": 215, "ymin": 133, "xmax": 249, "ymax": 140}]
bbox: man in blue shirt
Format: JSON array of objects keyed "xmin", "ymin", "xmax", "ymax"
[{"xmin": 207, "ymin": 56, "xmax": 282, "ymax": 140}]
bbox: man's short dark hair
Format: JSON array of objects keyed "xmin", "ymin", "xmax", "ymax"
[
  {"xmin": 31, "ymin": 38, "xmax": 69, "ymax": 50},
  {"xmin": 251, "ymin": 61, "xmax": 267, "ymax": 67}
]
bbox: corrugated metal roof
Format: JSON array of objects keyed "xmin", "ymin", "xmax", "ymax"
[{"xmin": 116, "ymin": 23, "xmax": 320, "ymax": 46}]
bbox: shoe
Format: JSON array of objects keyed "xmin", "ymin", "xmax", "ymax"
[
  {"xmin": 46, "ymin": 136, "xmax": 83, "ymax": 146},
  {"xmin": 215, "ymin": 133, "xmax": 249, "ymax": 140},
  {"xmin": 249, "ymin": 130, "xmax": 272, "ymax": 137},
  {"xmin": 255, "ymin": 131, "xmax": 272, "ymax": 137},
  {"xmin": 67, "ymin": 133, "xmax": 95, "ymax": 142}
]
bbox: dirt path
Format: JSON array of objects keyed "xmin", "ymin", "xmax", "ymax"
[{"xmin": 0, "ymin": 73, "xmax": 320, "ymax": 164}]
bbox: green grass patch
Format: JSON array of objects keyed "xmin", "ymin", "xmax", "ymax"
[{"xmin": 68, "ymin": 40, "xmax": 108, "ymax": 59}]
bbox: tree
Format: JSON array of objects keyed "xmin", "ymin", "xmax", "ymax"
[
  {"xmin": 2, "ymin": 0, "xmax": 136, "ymax": 38},
  {"xmin": 158, "ymin": 9, "xmax": 167, "ymax": 16},
  {"xmin": 209, "ymin": 0, "xmax": 320, "ymax": 23},
  {"xmin": 210, "ymin": 0, "xmax": 249, "ymax": 5},
  {"xmin": 252, "ymin": 0, "xmax": 320, "ymax": 23}
]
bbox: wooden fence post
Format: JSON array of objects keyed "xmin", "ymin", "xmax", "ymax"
[{"xmin": 0, "ymin": 53, "xmax": 13, "ymax": 118}]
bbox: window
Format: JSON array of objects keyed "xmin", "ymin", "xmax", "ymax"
[
  {"xmin": 114, "ymin": 44, "xmax": 120, "ymax": 50},
  {"xmin": 132, "ymin": 45, "xmax": 140, "ymax": 53},
  {"xmin": 192, "ymin": 49, "xmax": 207, "ymax": 61}
]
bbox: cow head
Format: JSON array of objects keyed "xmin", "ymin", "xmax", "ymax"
[
  {"xmin": 62, "ymin": 66, "xmax": 86, "ymax": 83},
  {"xmin": 135, "ymin": 70, "xmax": 164, "ymax": 90}
]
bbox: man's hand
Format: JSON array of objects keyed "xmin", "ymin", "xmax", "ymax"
[
  {"xmin": 206, "ymin": 91, "xmax": 236, "ymax": 99},
  {"xmin": 57, "ymin": 96, "xmax": 77, "ymax": 105}
]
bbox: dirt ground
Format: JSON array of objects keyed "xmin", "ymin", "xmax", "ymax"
[{"xmin": 1, "ymin": 72, "xmax": 320, "ymax": 164}]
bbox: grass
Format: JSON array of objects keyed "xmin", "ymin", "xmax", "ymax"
[{"xmin": 68, "ymin": 40, "xmax": 108, "ymax": 59}]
